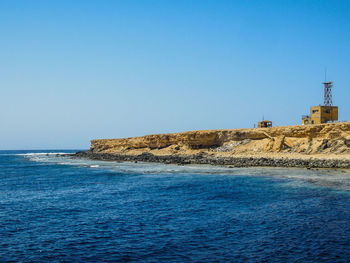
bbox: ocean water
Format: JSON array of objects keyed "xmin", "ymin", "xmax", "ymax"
[{"xmin": 1, "ymin": 150, "xmax": 350, "ymax": 262}]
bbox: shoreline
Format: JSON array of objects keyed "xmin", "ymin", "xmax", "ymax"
[{"xmin": 72, "ymin": 151, "xmax": 350, "ymax": 169}]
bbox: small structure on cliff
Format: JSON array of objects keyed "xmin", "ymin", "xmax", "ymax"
[
  {"xmin": 302, "ymin": 81, "xmax": 338, "ymax": 125},
  {"xmin": 258, "ymin": 120, "xmax": 272, "ymax": 128}
]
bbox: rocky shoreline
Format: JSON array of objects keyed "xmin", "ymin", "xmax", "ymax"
[{"xmin": 72, "ymin": 151, "xmax": 350, "ymax": 169}]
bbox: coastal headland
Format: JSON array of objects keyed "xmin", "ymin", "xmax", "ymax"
[{"xmin": 75, "ymin": 123, "xmax": 350, "ymax": 168}]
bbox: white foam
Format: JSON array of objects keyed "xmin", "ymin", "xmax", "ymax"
[
  {"xmin": 16, "ymin": 152, "xmax": 69, "ymax": 156},
  {"xmin": 14, "ymin": 151, "xmax": 350, "ymax": 191}
]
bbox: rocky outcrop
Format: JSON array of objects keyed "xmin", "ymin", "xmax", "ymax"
[
  {"xmin": 74, "ymin": 151, "xmax": 350, "ymax": 169},
  {"xmin": 72, "ymin": 123, "xmax": 350, "ymax": 168},
  {"xmin": 90, "ymin": 123, "xmax": 350, "ymax": 156}
]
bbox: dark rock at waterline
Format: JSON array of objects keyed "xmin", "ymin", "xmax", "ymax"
[{"xmin": 72, "ymin": 151, "xmax": 350, "ymax": 169}]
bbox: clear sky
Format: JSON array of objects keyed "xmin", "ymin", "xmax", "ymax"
[{"xmin": 1, "ymin": 0, "xmax": 350, "ymax": 150}]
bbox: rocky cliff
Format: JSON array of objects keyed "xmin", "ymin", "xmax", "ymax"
[{"xmin": 90, "ymin": 123, "xmax": 350, "ymax": 157}]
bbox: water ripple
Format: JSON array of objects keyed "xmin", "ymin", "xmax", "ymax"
[{"xmin": 1, "ymin": 150, "xmax": 350, "ymax": 262}]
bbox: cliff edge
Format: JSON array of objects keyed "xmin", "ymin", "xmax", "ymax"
[
  {"xmin": 90, "ymin": 123, "xmax": 350, "ymax": 156},
  {"xmin": 76, "ymin": 123, "xmax": 350, "ymax": 168}
]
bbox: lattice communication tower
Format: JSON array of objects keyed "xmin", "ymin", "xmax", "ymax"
[{"xmin": 323, "ymin": 81, "xmax": 333, "ymax": 106}]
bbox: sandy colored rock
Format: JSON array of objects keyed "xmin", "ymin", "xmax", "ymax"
[{"xmin": 90, "ymin": 123, "xmax": 350, "ymax": 158}]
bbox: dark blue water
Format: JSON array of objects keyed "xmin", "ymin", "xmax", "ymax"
[{"xmin": 1, "ymin": 150, "xmax": 350, "ymax": 262}]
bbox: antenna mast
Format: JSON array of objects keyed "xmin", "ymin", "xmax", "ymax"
[
  {"xmin": 323, "ymin": 81, "xmax": 333, "ymax": 106},
  {"xmin": 323, "ymin": 68, "xmax": 333, "ymax": 106}
]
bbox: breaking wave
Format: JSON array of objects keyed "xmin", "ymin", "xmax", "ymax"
[{"xmin": 16, "ymin": 152, "xmax": 69, "ymax": 156}]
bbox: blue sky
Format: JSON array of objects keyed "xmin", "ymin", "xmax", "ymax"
[{"xmin": 1, "ymin": 0, "xmax": 350, "ymax": 149}]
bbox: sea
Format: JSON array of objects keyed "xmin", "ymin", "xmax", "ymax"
[{"xmin": 1, "ymin": 150, "xmax": 350, "ymax": 262}]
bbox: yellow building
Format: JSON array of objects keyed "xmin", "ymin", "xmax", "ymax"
[
  {"xmin": 302, "ymin": 81, "xmax": 339, "ymax": 125},
  {"xmin": 302, "ymin": 106, "xmax": 338, "ymax": 125}
]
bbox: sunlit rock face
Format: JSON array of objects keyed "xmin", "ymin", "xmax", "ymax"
[{"xmin": 90, "ymin": 123, "xmax": 350, "ymax": 156}]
